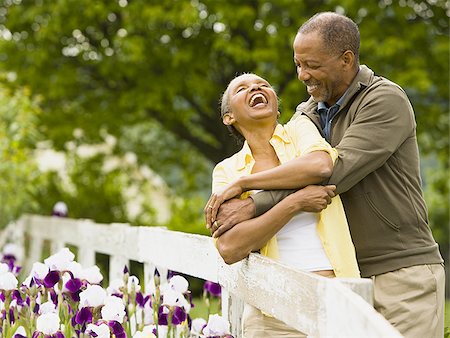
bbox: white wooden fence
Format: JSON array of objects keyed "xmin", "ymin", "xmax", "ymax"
[{"xmin": 0, "ymin": 214, "xmax": 402, "ymax": 337}]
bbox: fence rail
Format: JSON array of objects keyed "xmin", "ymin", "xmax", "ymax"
[{"xmin": 0, "ymin": 214, "xmax": 402, "ymax": 337}]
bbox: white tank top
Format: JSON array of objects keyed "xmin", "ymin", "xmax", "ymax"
[{"xmin": 276, "ymin": 211, "xmax": 332, "ymax": 272}]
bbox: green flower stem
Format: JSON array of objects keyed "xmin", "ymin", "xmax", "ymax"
[
  {"xmin": 167, "ymin": 310, "xmax": 173, "ymax": 338},
  {"xmin": 3, "ymin": 293, "xmax": 11, "ymax": 338}
]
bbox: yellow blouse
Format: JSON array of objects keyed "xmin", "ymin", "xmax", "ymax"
[{"xmin": 212, "ymin": 116, "xmax": 360, "ymax": 278}]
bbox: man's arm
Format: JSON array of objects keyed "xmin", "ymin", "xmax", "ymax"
[
  {"xmin": 205, "ymin": 150, "xmax": 332, "ymax": 227},
  {"xmin": 328, "ymin": 84, "xmax": 415, "ymax": 194},
  {"xmin": 215, "ymin": 185, "xmax": 335, "ymax": 264},
  {"xmin": 251, "ymin": 189, "xmax": 293, "ymax": 217},
  {"xmin": 212, "ymin": 185, "xmax": 335, "ymax": 237}
]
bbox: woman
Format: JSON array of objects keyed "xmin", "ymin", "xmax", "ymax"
[{"xmin": 208, "ymin": 73, "xmax": 359, "ymax": 337}]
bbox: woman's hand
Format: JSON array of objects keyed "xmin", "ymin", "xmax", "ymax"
[{"xmin": 204, "ymin": 181, "xmax": 243, "ymax": 229}]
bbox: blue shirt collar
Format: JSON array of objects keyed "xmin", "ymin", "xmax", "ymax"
[{"xmin": 318, "ymin": 90, "xmax": 348, "ymax": 111}]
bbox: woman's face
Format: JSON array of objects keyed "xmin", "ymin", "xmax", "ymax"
[{"xmin": 225, "ymin": 74, "xmax": 278, "ymax": 128}]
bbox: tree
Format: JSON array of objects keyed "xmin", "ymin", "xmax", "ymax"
[
  {"xmin": 0, "ymin": 83, "xmax": 42, "ymax": 228},
  {"xmin": 0, "ymin": 1, "xmax": 447, "ymax": 246}
]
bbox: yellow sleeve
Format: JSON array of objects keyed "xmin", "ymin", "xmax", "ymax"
[
  {"xmin": 285, "ymin": 115, "xmax": 338, "ymax": 163},
  {"xmin": 211, "ymin": 162, "xmax": 231, "ymax": 193}
]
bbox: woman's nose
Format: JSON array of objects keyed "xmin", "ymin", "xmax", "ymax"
[{"xmin": 249, "ymin": 83, "xmax": 261, "ymax": 91}]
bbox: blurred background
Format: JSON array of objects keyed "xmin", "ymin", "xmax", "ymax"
[{"xmin": 0, "ymin": 0, "xmax": 448, "ymax": 293}]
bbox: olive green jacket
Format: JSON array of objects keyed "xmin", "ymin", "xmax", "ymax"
[{"xmin": 252, "ymin": 65, "xmax": 443, "ymax": 277}]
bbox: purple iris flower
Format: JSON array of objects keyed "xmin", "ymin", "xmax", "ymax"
[
  {"xmin": 69, "ymin": 290, "xmax": 81, "ymax": 302},
  {"xmin": 34, "ymin": 332, "xmax": 65, "ymax": 338},
  {"xmin": 172, "ymin": 306, "xmax": 187, "ymax": 325},
  {"xmin": 158, "ymin": 306, "xmax": 168, "ymax": 325},
  {"xmin": 14, "ymin": 334, "xmax": 27, "ymax": 338},
  {"xmin": 74, "ymin": 307, "xmax": 93, "ymax": 326},
  {"xmin": 167, "ymin": 270, "xmax": 176, "ymax": 279},
  {"xmin": 0, "ymin": 293, "xmax": 5, "ymax": 302},
  {"xmin": 108, "ymin": 321, "xmax": 126, "ymax": 338},
  {"xmin": 43, "ymin": 271, "xmax": 60, "ymax": 288},
  {"xmin": 49, "ymin": 290, "xmax": 58, "ymax": 305},
  {"xmin": 135, "ymin": 292, "xmax": 150, "ymax": 308},
  {"xmin": 12, "ymin": 290, "xmax": 23, "ymax": 306},
  {"xmin": 203, "ymin": 281, "xmax": 221, "ymax": 297},
  {"xmin": 33, "ymin": 276, "xmax": 43, "ymax": 287},
  {"xmin": 5, "ymin": 259, "xmax": 15, "ymax": 272},
  {"xmin": 9, "ymin": 308, "xmax": 14, "ymax": 324},
  {"xmin": 123, "ymin": 265, "xmax": 129, "ymax": 274},
  {"xmin": 65, "ymin": 278, "xmax": 82, "ymax": 293}
]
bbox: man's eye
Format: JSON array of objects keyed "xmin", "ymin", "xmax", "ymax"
[{"xmin": 236, "ymin": 87, "xmax": 245, "ymax": 93}]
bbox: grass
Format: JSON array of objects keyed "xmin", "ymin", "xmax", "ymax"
[
  {"xmin": 190, "ymin": 296, "xmax": 221, "ymax": 320},
  {"xmin": 445, "ymin": 300, "xmax": 449, "ymax": 332}
]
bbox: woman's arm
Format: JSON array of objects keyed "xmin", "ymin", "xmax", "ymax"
[
  {"xmin": 215, "ymin": 185, "xmax": 335, "ymax": 264},
  {"xmin": 239, "ymin": 150, "xmax": 332, "ymax": 190},
  {"xmin": 206, "ymin": 150, "xmax": 332, "ymax": 227}
]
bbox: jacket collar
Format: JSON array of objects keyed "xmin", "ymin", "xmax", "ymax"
[{"xmin": 294, "ymin": 65, "xmax": 374, "ymax": 124}]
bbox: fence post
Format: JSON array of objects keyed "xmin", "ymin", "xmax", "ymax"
[{"xmin": 221, "ymin": 289, "xmax": 245, "ymax": 338}]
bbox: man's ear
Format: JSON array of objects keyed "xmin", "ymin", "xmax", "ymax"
[
  {"xmin": 342, "ymin": 50, "xmax": 355, "ymax": 69},
  {"xmin": 223, "ymin": 113, "xmax": 235, "ymax": 125}
]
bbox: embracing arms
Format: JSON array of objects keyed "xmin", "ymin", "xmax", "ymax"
[
  {"xmin": 205, "ymin": 150, "xmax": 333, "ymax": 229},
  {"xmin": 215, "ymin": 185, "xmax": 335, "ymax": 264}
]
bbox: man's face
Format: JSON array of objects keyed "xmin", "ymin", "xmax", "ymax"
[{"xmin": 293, "ymin": 31, "xmax": 348, "ymax": 106}]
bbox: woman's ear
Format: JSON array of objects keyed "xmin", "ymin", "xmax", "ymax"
[{"xmin": 223, "ymin": 113, "xmax": 235, "ymax": 125}]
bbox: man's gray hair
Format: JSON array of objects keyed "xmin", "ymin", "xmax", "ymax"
[{"xmin": 299, "ymin": 12, "xmax": 360, "ymax": 64}]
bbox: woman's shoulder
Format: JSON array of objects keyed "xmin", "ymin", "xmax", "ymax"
[{"xmin": 213, "ymin": 145, "xmax": 250, "ymax": 173}]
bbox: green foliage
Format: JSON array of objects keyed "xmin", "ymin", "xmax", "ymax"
[
  {"xmin": 0, "ymin": 84, "xmax": 43, "ymax": 228},
  {"xmin": 446, "ymin": 300, "xmax": 450, "ymax": 337},
  {"xmin": 167, "ymin": 196, "xmax": 209, "ymax": 235},
  {"xmin": 0, "ymin": 1, "xmax": 447, "ymax": 245},
  {"xmin": 32, "ymin": 134, "xmax": 176, "ymax": 226}
]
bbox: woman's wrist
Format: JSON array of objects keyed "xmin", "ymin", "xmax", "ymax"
[{"xmin": 236, "ymin": 176, "xmax": 249, "ymax": 192}]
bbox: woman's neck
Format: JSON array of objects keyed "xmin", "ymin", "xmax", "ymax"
[{"xmin": 241, "ymin": 124, "xmax": 280, "ymax": 173}]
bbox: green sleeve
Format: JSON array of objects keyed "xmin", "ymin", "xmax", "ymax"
[{"xmin": 250, "ymin": 189, "xmax": 296, "ymax": 217}]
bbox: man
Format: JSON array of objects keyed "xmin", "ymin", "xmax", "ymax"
[{"xmin": 206, "ymin": 12, "xmax": 444, "ymax": 338}]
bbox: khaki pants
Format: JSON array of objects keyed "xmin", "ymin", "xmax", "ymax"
[
  {"xmin": 372, "ymin": 263, "xmax": 445, "ymax": 338},
  {"xmin": 242, "ymin": 304, "xmax": 307, "ymax": 338}
]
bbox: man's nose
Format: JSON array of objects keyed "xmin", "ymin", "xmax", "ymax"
[{"xmin": 297, "ymin": 67, "xmax": 310, "ymax": 81}]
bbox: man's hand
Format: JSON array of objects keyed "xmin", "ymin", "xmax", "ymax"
[
  {"xmin": 286, "ymin": 185, "xmax": 336, "ymax": 212},
  {"xmin": 204, "ymin": 182, "xmax": 244, "ymax": 228},
  {"xmin": 209, "ymin": 198, "xmax": 255, "ymax": 238}
]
